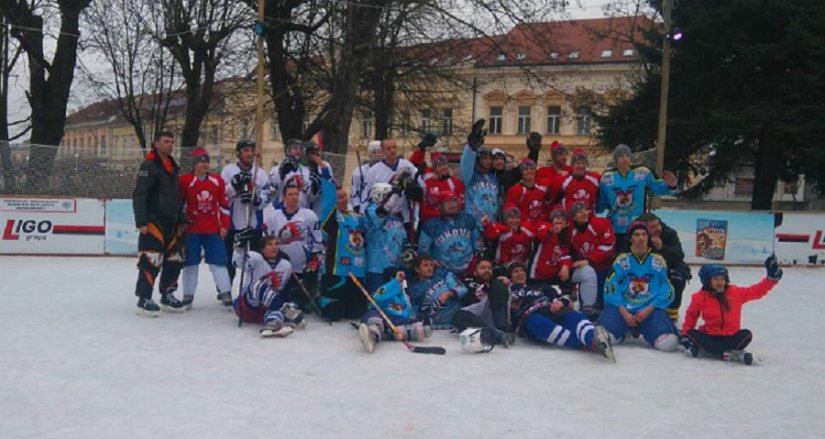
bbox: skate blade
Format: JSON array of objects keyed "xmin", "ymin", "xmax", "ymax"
[
  {"xmin": 160, "ymin": 305, "xmax": 185, "ymax": 313},
  {"xmin": 358, "ymin": 325, "xmax": 376, "ymax": 354},
  {"xmin": 260, "ymin": 326, "xmax": 294, "ymax": 338},
  {"xmin": 136, "ymin": 308, "xmax": 159, "ymax": 318}
]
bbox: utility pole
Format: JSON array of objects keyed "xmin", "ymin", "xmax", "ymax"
[
  {"xmin": 655, "ymin": 0, "xmax": 672, "ymax": 177},
  {"xmin": 255, "ymin": 0, "xmax": 266, "ymax": 160}
]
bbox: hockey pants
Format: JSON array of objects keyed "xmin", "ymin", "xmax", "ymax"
[{"xmin": 135, "ymin": 222, "xmax": 183, "ymax": 300}]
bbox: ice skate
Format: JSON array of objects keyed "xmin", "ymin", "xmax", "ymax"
[
  {"xmin": 136, "ymin": 298, "xmax": 160, "ymax": 317},
  {"xmin": 593, "ymin": 325, "xmax": 616, "ymax": 363},
  {"xmin": 359, "ymin": 323, "xmax": 380, "ymax": 353},
  {"xmin": 260, "ymin": 322, "xmax": 294, "ymax": 338},
  {"xmin": 182, "ymin": 294, "xmax": 194, "ymax": 310},
  {"xmin": 722, "ymin": 349, "xmax": 754, "ymax": 365},
  {"xmin": 281, "ymin": 303, "xmax": 306, "ymax": 328},
  {"xmin": 160, "ymin": 293, "xmax": 186, "ymax": 313},
  {"xmin": 216, "ymin": 291, "xmax": 232, "ymax": 307}
]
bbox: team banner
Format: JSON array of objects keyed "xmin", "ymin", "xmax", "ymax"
[
  {"xmin": 654, "ymin": 209, "xmax": 775, "ymax": 265},
  {"xmin": 774, "ymin": 213, "xmax": 825, "ymax": 266},
  {"xmin": 104, "ymin": 199, "xmax": 139, "ymax": 255},
  {"xmin": 0, "ymin": 197, "xmax": 105, "ymax": 254}
]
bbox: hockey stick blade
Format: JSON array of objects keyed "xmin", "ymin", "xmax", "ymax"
[{"xmin": 403, "ymin": 341, "xmax": 446, "ymax": 355}]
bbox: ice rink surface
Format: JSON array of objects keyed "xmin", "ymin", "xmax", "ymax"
[{"xmin": 1, "ymin": 256, "xmax": 824, "ymax": 439}]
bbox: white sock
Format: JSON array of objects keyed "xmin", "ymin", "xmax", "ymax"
[
  {"xmin": 182, "ymin": 265, "xmax": 199, "ymax": 297},
  {"xmin": 209, "ymin": 264, "xmax": 232, "ymax": 294}
]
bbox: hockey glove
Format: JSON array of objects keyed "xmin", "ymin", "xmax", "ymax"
[
  {"xmin": 467, "ymin": 119, "xmax": 487, "ymax": 150},
  {"xmin": 765, "ymin": 254, "xmax": 783, "ymax": 281},
  {"xmin": 417, "ymin": 132, "xmax": 438, "ymax": 150},
  {"xmin": 278, "ymin": 159, "xmax": 298, "ymax": 182},
  {"xmin": 400, "ymin": 247, "xmax": 417, "ymax": 269},
  {"xmin": 375, "ymin": 205, "xmax": 389, "ymax": 217},
  {"xmin": 234, "ymin": 227, "xmax": 256, "ymax": 247},
  {"xmin": 306, "ymin": 255, "xmax": 320, "ymax": 273},
  {"xmin": 404, "ymin": 184, "xmax": 424, "ymax": 202},
  {"xmin": 309, "ymin": 168, "xmax": 322, "ymax": 196},
  {"xmin": 526, "ymin": 131, "xmax": 542, "ymax": 152},
  {"xmin": 231, "ymin": 171, "xmax": 251, "ymax": 191},
  {"xmin": 238, "ymin": 189, "xmax": 253, "ymax": 204}
]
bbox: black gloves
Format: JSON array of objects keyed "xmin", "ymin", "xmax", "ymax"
[
  {"xmin": 309, "ymin": 168, "xmax": 322, "ymax": 196},
  {"xmin": 239, "ymin": 190, "xmax": 261, "ymax": 206},
  {"xmin": 765, "ymin": 254, "xmax": 783, "ymax": 281},
  {"xmin": 404, "ymin": 184, "xmax": 423, "ymax": 202},
  {"xmin": 526, "ymin": 132, "xmax": 542, "ymax": 151},
  {"xmin": 467, "ymin": 119, "xmax": 487, "ymax": 150},
  {"xmin": 231, "ymin": 171, "xmax": 251, "ymax": 191},
  {"xmin": 278, "ymin": 159, "xmax": 298, "ymax": 182},
  {"xmin": 417, "ymin": 132, "xmax": 438, "ymax": 150},
  {"xmin": 234, "ymin": 227, "xmax": 256, "ymax": 247}
]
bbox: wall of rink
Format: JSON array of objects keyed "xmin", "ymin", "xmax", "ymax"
[{"xmin": 1, "ymin": 196, "xmax": 824, "ymax": 266}]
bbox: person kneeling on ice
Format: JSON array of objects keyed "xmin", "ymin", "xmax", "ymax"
[
  {"xmin": 506, "ymin": 262, "xmax": 614, "ymax": 362},
  {"xmin": 233, "ymin": 236, "xmax": 306, "ymax": 336},
  {"xmin": 358, "ymin": 271, "xmax": 432, "ymax": 354},
  {"xmin": 407, "ymin": 253, "xmax": 468, "ymax": 328},
  {"xmin": 451, "ymin": 258, "xmax": 515, "ymax": 352},
  {"xmin": 596, "ymin": 221, "xmax": 679, "ymax": 351},
  {"xmin": 680, "ymin": 255, "xmax": 783, "ymax": 364}
]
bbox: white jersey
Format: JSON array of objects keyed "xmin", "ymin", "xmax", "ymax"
[
  {"xmin": 264, "ymin": 206, "xmax": 323, "ymax": 272},
  {"xmin": 233, "ymin": 250, "xmax": 293, "ymax": 294},
  {"xmin": 360, "ymin": 158, "xmax": 418, "ymax": 223},
  {"xmin": 350, "ymin": 162, "xmax": 373, "ymax": 213},
  {"xmin": 221, "ymin": 163, "xmax": 269, "ymax": 230},
  {"xmin": 268, "ymin": 160, "xmax": 331, "ymax": 216}
]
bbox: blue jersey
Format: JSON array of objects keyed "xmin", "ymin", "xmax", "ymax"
[
  {"xmin": 371, "ymin": 278, "xmax": 412, "ymax": 320},
  {"xmin": 509, "ymin": 283, "xmax": 568, "ymax": 329},
  {"xmin": 418, "ymin": 212, "xmax": 481, "ymax": 275},
  {"xmin": 461, "ymin": 144, "xmax": 500, "ymax": 222},
  {"xmin": 596, "ymin": 166, "xmax": 675, "ymax": 233},
  {"xmin": 604, "ymin": 250, "xmax": 674, "ymax": 313},
  {"xmin": 407, "ymin": 268, "xmax": 468, "ymax": 326},
  {"xmin": 322, "ymin": 208, "xmax": 366, "ymax": 278},
  {"xmin": 365, "ymin": 203, "xmax": 407, "ymax": 274}
]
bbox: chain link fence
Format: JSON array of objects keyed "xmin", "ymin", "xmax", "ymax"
[{"xmin": 0, "ymin": 141, "xmax": 354, "ymax": 199}]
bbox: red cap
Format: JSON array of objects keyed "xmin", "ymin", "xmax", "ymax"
[
  {"xmin": 436, "ymin": 189, "xmax": 457, "ymax": 205},
  {"xmin": 191, "ymin": 148, "xmax": 210, "ymax": 163}
]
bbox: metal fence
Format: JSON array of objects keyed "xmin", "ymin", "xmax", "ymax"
[{"xmin": 0, "ymin": 142, "xmax": 352, "ymax": 199}]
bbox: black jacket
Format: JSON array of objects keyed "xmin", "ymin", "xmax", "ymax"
[
  {"xmin": 132, "ymin": 152, "xmax": 181, "ymax": 228},
  {"xmin": 658, "ymin": 222, "xmax": 692, "ymax": 279}
]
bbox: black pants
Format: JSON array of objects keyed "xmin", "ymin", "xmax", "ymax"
[
  {"xmin": 668, "ymin": 270, "xmax": 688, "ymax": 310},
  {"xmin": 685, "ymin": 329, "xmax": 753, "ymax": 355},
  {"xmin": 283, "ymin": 271, "xmax": 319, "ymax": 310},
  {"xmin": 319, "ymin": 274, "xmax": 367, "ymax": 321},
  {"xmin": 135, "ymin": 222, "xmax": 183, "ymax": 300}
]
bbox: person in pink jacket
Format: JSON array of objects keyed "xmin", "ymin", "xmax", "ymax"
[{"xmin": 680, "ymin": 255, "xmax": 782, "ymax": 364}]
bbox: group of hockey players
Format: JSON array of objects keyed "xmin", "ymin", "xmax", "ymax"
[{"xmin": 132, "ymin": 120, "xmax": 784, "ymax": 364}]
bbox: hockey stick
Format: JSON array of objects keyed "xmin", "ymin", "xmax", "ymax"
[
  {"xmin": 291, "ymin": 272, "xmax": 332, "ymax": 325},
  {"xmin": 237, "ymin": 153, "xmax": 260, "ymax": 328},
  {"xmin": 348, "ymin": 272, "xmax": 446, "ymax": 355}
]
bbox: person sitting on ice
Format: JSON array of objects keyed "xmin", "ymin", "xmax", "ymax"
[
  {"xmin": 357, "ymin": 271, "xmax": 432, "ymax": 354},
  {"xmin": 451, "ymin": 258, "xmax": 515, "ymax": 352},
  {"xmin": 233, "ymin": 236, "xmax": 304, "ymax": 337},
  {"xmin": 407, "ymin": 253, "xmax": 468, "ymax": 328},
  {"xmin": 680, "ymin": 255, "xmax": 783, "ymax": 365},
  {"xmin": 505, "ymin": 262, "xmax": 614, "ymax": 362},
  {"xmin": 596, "ymin": 221, "xmax": 679, "ymax": 351}
]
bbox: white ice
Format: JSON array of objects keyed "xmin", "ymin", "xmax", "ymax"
[{"xmin": 1, "ymin": 257, "xmax": 823, "ymax": 439}]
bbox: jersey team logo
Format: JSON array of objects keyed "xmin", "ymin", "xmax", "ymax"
[
  {"xmin": 612, "ymin": 186, "xmax": 637, "ymax": 208},
  {"xmin": 196, "ymin": 189, "xmax": 214, "ymax": 215},
  {"xmin": 628, "ymin": 274, "xmax": 653, "ymax": 301},
  {"xmin": 346, "ymin": 230, "xmax": 365, "ymax": 255},
  {"xmin": 510, "ymin": 243, "xmax": 528, "ymax": 263},
  {"xmin": 277, "ymin": 222, "xmax": 304, "ymax": 244},
  {"xmin": 579, "ymin": 241, "xmax": 593, "ymax": 257}
]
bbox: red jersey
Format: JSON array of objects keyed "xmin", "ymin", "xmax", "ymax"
[
  {"xmin": 483, "ymin": 221, "xmax": 536, "ymax": 266},
  {"xmin": 682, "ymin": 278, "xmax": 778, "ymax": 336},
  {"xmin": 529, "ymin": 222, "xmax": 572, "ymax": 280},
  {"xmin": 559, "ymin": 171, "xmax": 601, "ymax": 212},
  {"xmin": 537, "ymin": 164, "xmax": 571, "ymax": 187},
  {"xmin": 505, "ymin": 182, "xmax": 559, "ymax": 225},
  {"xmin": 420, "ymin": 174, "xmax": 466, "ymax": 225},
  {"xmin": 567, "ymin": 217, "xmax": 615, "ymax": 272},
  {"xmin": 180, "ymin": 173, "xmax": 230, "ymax": 234}
]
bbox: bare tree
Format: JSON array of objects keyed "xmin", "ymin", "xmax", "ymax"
[
  {"xmin": 1, "ymin": 14, "xmax": 28, "ymax": 191},
  {"xmin": 0, "ymin": 0, "xmax": 92, "ymax": 189},
  {"xmin": 149, "ymin": 0, "xmax": 251, "ymax": 148},
  {"xmin": 82, "ymin": 0, "xmax": 179, "ymax": 151}
]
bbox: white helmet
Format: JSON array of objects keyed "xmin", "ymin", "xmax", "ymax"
[
  {"xmin": 367, "ymin": 140, "xmax": 384, "ymax": 163},
  {"xmin": 459, "ymin": 328, "xmax": 494, "ymax": 353},
  {"xmin": 370, "ymin": 182, "xmax": 394, "ymax": 204}
]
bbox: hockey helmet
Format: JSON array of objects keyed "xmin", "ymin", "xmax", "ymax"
[
  {"xmin": 370, "ymin": 182, "xmax": 394, "ymax": 204},
  {"xmin": 284, "ymin": 138, "xmax": 305, "ymax": 160},
  {"xmin": 235, "ymin": 139, "xmax": 255, "ymax": 153},
  {"xmin": 698, "ymin": 264, "xmax": 729, "ymax": 290}
]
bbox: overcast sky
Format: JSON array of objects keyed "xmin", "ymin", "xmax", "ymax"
[{"xmin": 4, "ymin": 0, "xmax": 624, "ymax": 139}]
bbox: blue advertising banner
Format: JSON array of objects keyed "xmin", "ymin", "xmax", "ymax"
[{"xmin": 105, "ymin": 199, "xmax": 138, "ymax": 255}]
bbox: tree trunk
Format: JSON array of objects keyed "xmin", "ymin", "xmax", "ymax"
[
  {"xmin": 265, "ymin": 0, "xmax": 306, "ymax": 142},
  {"xmin": 751, "ymin": 128, "xmax": 779, "ymax": 210},
  {"xmin": 373, "ymin": 55, "xmax": 396, "ymax": 140}
]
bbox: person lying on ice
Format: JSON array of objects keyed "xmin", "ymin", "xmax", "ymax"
[{"xmin": 680, "ymin": 255, "xmax": 782, "ymax": 365}]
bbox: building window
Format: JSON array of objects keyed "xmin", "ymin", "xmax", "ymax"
[
  {"xmin": 734, "ymin": 178, "xmax": 754, "ymax": 198},
  {"xmin": 623, "ymin": 48, "xmax": 634, "ymax": 57},
  {"xmin": 420, "ymin": 110, "xmax": 431, "ymax": 132},
  {"xmin": 546, "ymin": 105, "xmax": 561, "ymax": 134},
  {"xmin": 362, "ymin": 111, "xmax": 373, "ymax": 139},
  {"xmin": 441, "ymin": 108, "xmax": 453, "ymax": 135},
  {"xmin": 100, "ymin": 136, "xmax": 107, "ymax": 156},
  {"xmin": 600, "ymin": 50, "xmax": 613, "ymax": 58},
  {"xmin": 489, "ymin": 106, "xmax": 503, "ymax": 134},
  {"xmin": 399, "ymin": 111, "xmax": 410, "ymax": 136},
  {"xmin": 517, "ymin": 106, "xmax": 531, "ymax": 134},
  {"xmin": 576, "ymin": 107, "xmax": 592, "ymax": 135},
  {"xmin": 569, "ymin": 51, "xmax": 580, "ymax": 59}
]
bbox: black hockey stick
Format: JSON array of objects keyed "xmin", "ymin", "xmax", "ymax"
[
  {"xmin": 349, "ymin": 273, "xmax": 446, "ymax": 355},
  {"xmin": 292, "ymin": 272, "xmax": 333, "ymax": 326}
]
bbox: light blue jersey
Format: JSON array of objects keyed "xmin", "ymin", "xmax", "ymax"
[
  {"xmin": 461, "ymin": 144, "xmax": 500, "ymax": 222},
  {"xmin": 371, "ymin": 278, "xmax": 412, "ymax": 320},
  {"xmin": 408, "ymin": 268, "xmax": 468, "ymax": 326},
  {"xmin": 596, "ymin": 166, "xmax": 676, "ymax": 233},
  {"xmin": 604, "ymin": 250, "xmax": 674, "ymax": 313},
  {"xmin": 365, "ymin": 203, "xmax": 407, "ymax": 275},
  {"xmin": 418, "ymin": 212, "xmax": 481, "ymax": 276}
]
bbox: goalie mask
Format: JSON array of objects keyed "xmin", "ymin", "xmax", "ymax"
[
  {"xmin": 459, "ymin": 328, "xmax": 495, "ymax": 353},
  {"xmin": 370, "ymin": 182, "xmax": 394, "ymax": 204}
]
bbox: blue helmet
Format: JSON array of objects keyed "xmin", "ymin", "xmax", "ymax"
[{"xmin": 698, "ymin": 264, "xmax": 729, "ymax": 289}]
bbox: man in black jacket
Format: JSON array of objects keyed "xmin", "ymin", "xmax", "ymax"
[
  {"xmin": 637, "ymin": 212, "xmax": 692, "ymax": 323},
  {"xmin": 132, "ymin": 131, "xmax": 186, "ymax": 316}
]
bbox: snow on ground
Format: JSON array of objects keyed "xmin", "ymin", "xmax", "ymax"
[{"xmin": 1, "ymin": 256, "xmax": 824, "ymax": 439}]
